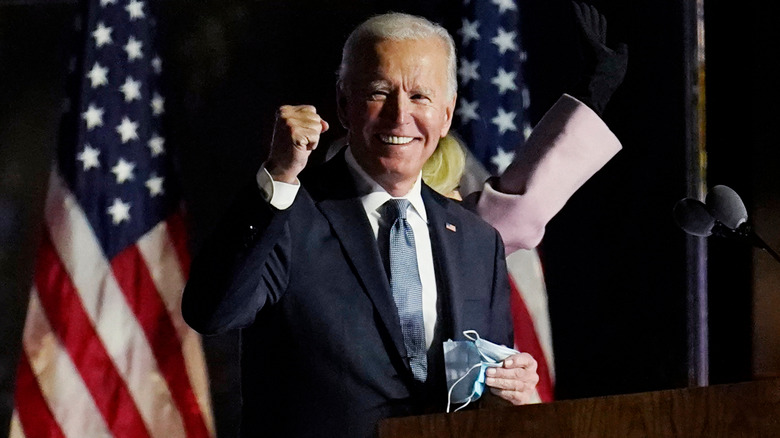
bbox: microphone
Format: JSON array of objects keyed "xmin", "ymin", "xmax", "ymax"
[
  {"xmin": 673, "ymin": 198, "xmax": 715, "ymax": 236},
  {"xmin": 705, "ymin": 185, "xmax": 748, "ymax": 229},
  {"xmin": 674, "ymin": 185, "xmax": 780, "ymax": 264}
]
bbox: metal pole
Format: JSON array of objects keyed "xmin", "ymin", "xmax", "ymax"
[{"xmin": 682, "ymin": 0, "xmax": 709, "ymax": 388}]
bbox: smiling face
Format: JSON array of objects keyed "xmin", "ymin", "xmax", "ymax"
[{"xmin": 338, "ymin": 37, "xmax": 456, "ymax": 196}]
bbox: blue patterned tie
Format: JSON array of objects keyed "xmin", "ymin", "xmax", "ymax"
[{"xmin": 384, "ymin": 198, "xmax": 427, "ymax": 382}]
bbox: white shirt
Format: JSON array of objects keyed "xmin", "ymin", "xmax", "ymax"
[{"xmin": 256, "ymin": 149, "xmax": 438, "ymax": 348}]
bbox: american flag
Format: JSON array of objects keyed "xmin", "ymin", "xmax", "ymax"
[
  {"xmin": 10, "ymin": 1, "xmax": 214, "ymax": 437},
  {"xmin": 455, "ymin": 0, "xmax": 533, "ymax": 175},
  {"xmin": 455, "ymin": 0, "xmax": 555, "ymax": 402}
]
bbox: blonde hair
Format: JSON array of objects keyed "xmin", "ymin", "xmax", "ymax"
[{"xmin": 422, "ymin": 134, "xmax": 466, "ymax": 196}]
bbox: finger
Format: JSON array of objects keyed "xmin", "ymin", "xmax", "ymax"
[
  {"xmin": 485, "ymin": 374, "xmax": 527, "ymax": 392},
  {"xmin": 572, "ymin": 2, "xmax": 586, "ymax": 28},
  {"xmin": 485, "ymin": 373, "xmax": 538, "ymax": 392},
  {"xmin": 291, "ymin": 127, "xmax": 322, "ymax": 150},
  {"xmin": 295, "ymin": 117, "xmax": 329, "ymax": 150},
  {"xmin": 485, "ymin": 367, "xmax": 538, "ymax": 388},
  {"xmin": 585, "ymin": 4, "xmax": 602, "ymax": 42},
  {"xmin": 503, "ymin": 353, "xmax": 538, "ymax": 371},
  {"xmin": 596, "ymin": 7, "xmax": 607, "ymax": 41},
  {"xmin": 616, "ymin": 42, "xmax": 629, "ymax": 56},
  {"xmin": 278, "ymin": 105, "xmax": 324, "ymax": 128},
  {"xmin": 277, "ymin": 106, "xmax": 327, "ymax": 150},
  {"xmin": 572, "ymin": 1, "xmax": 582, "ymax": 21}
]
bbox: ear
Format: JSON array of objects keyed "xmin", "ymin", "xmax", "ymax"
[
  {"xmin": 336, "ymin": 86, "xmax": 350, "ymax": 129},
  {"xmin": 440, "ymin": 93, "xmax": 457, "ymax": 137}
]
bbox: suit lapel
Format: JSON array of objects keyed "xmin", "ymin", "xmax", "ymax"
[
  {"xmin": 303, "ymin": 153, "xmax": 408, "ymax": 362},
  {"xmin": 316, "ymin": 199, "xmax": 408, "ymax": 359},
  {"xmin": 422, "ymin": 186, "xmax": 467, "ymax": 340}
]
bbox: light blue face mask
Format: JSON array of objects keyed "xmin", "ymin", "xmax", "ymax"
[{"xmin": 443, "ymin": 330, "xmax": 520, "ymax": 412}]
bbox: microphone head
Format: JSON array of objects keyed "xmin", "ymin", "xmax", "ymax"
[
  {"xmin": 705, "ymin": 185, "xmax": 748, "ymax": 229},
  {"xmin": 673, "ymin": 198, "xmax": 716, "ymax": 236}
]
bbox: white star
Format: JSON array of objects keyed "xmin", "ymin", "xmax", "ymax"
[
  {"xmin": 491, "ymin": 67, "xmax": 518, "ymax": 95},
  {"xmin": 107, "ymin": 198, "xmax": 131, "ymax": 225},
  {"xmin": 491, "ymin": 107, "xmax": 517, "ymax": 134},
  {"xmin": 123, "ymin": 36, "xmax": 144, "ymax": 61},
  {"xmin": 458, "ymin": 58, "xmax": 480, "ymax": 85},
  {"xmin": 150, "ymin": 93, "xmax": 165, "ymax": 115},
  {"xmin": 77, "ymin": 144, "xmax": 101, "ymax": 170},
  {"xmin": 86, "ymin": 62, "xmax": 109, "ymax": 88},
  {"xmin": 116, "ymin": 117, "xmax": 139, "ymax": 143},
  {"xmin": 81, "ymin": 103, "xmax": 104, "ymax": 130},
  {"xmin": 146, "ymin": 175, "xmax": 164, "ymax": 197},
  {"xmin": 147, "ymin": 134, "xmax": 165, "ymax": 156},
  {"xmin": 491, "ymin": 28, "xmax": 518, "ymax": 55},
  {"xmin": 119, "ymin": 76, "xmax": 142, "ymax": 102},
  {"xmin": 92, "ymin": 22, "xmax": 113, "ymax": 47},
  {"xmin": 458, "ymin": 18, "xmax": 481, "ymax": 46},
  {"xmin": 126, "ymin": 0, "xmax": 145, "ymax": 20},
  {"xmin": 491, "ymin": 0, "xmax": 517, "ymax": 14},
  {"xmin": 491, "ymin": 147, "xmax": 515, "ymax": 174},
  {"xmin": 456, "ymin": 98, "xmax": 480, "ymax": 124},
  {"xmin": 100, "ymin": 0, "xmax": 117, "ymax": 5},
  {"xmin": 111, "ymin": 158, "xmax": 136, "ymax": 183},
  {"xmin": 151, "ymin": 56, "xmax": 162, "ymax": 74}
]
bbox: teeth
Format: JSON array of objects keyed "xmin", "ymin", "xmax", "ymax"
[{"xmin": 379, "ymin": 135, "xmax": 414, "ymax": 145}]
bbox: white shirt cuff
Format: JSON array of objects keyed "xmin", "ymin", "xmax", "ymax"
[{"xmin": 256, "ymin": 164, "xmax": 300, "ymax": 210}]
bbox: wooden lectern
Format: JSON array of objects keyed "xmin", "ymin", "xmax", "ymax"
[{"xmin": 378, "ymin": 379, "xmax": 780, "ymax": 437}]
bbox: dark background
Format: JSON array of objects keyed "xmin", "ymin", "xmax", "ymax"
[{"xmin": 2, "ymin": 0, "xmax": 777, "ymax": 436}]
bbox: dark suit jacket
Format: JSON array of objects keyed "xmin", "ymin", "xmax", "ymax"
[{"xmin": 182, "ymin": 152, "xmax": 512, "ymax": 438}]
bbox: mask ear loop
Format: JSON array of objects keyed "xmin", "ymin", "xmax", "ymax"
[
  {"xmin": 446, "ymin": 363, "xmax": 483, "ymax": 413},
  {"xmin": 462, "ymin": 330, "xmax": 480, "ymax": 342}
]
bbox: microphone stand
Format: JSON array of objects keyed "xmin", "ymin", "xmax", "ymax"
[{"xmin": 711, "ymin": 222, "xmax": 780, "ymax": 265}]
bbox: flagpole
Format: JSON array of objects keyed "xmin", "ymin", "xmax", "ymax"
[{"xmin": 682, "ymin": 0, "xmax": 709, "ymax": 388}]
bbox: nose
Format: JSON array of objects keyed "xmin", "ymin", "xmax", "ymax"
[{"xmin": 380, "ymin": 93, "xmax": 410, "ymax": 125}]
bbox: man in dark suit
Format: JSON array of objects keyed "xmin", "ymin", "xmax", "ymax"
[{"xmin": 182, "ymin": 13, "xmax": 539, "ymax": 438}]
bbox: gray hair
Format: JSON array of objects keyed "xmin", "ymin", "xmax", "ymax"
[{"xmin": 338, "ymin": 12, "xmax": 458, "ymax": 100}]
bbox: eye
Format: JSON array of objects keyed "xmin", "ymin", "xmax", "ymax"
[
  {"xmin": 368, "ymin": 90, "xmax": 388, "ymax": 101},
  {"xmin": 411, "ymin": 93, "xmax": 431, "ymax": 102}
]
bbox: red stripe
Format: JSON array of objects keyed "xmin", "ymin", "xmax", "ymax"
[
  {"xmin": 14, "ymin": 352, "xmax": 67, "ymax": 438},
  {"xmin": 111, "ymin": 244, "xmax": 210, "ymax": 438},
  {"xmin": 167, "ymin": 210, "xmax": 191, "ymax": 278},
  {"xmin": 34, "ymin": 233, "xmax": 152, "ymax": 438},
  {"xmin": 508, "ymin": 275, "xmax": 555, "ymax": 402}
]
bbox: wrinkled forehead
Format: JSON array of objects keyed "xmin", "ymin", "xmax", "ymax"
[{"xmin": 342, "ymin": 37, "xmax": 450, "ymax": 90}]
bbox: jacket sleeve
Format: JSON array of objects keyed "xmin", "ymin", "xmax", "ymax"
[
  {"xmin": 465, "ymin": 94, "xmax": 622, "ymax": 254},
  {"xmin": 181, "ymin": 181, "xmax": 294, "ymax": 334}
]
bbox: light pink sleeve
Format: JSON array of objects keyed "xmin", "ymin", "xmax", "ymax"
[{"xmin": 474, "ymin": 94, "xmax": 622, "ymax": 253}]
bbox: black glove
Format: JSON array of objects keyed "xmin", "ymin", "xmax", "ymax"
[{"xmin": 571, "ymin": 1, "xmax": 628, "ymax": 116}]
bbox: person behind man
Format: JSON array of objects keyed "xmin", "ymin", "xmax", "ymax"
[{"xmin": 182, "ymin": 13, "xmax": 538, "ymax": 438}]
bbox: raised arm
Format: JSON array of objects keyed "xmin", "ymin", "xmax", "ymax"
[{"xmin": 182, "ymin": 105, "xmax": 328, "ymax": 334}]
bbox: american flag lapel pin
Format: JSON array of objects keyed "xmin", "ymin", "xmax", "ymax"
[{"xmin": 445, "ymin": 223, "xmax": 457, "ymax": 232}]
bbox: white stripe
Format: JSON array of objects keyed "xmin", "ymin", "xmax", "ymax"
[
  {"xmin": 506, "ymin": 248, "xmax": 556, "ymax": 381},
  {"xmin": 8, "ymin": 410, "xmax": 25, "ymax": 438},
  {"xmin": 137, "ymin": 221, "xmax": 215, "ymax": 436},
  {"xmin": 44, "ymin": 171, "xmax": 186, "ymax": 438},
  {"xmin": 20, "ymin": 288, "xmax": 111, "ymax": 438}
]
